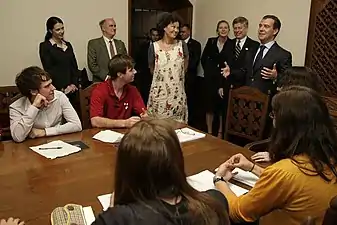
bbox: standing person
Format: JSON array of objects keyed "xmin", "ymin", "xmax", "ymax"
[
  {"xmin": 180, "ymin": 24, "xmax": 202, "ymax": 128},
  {"xmin": 223, "ymin": 16, "xmax": 259, "ymax": 88},
  {"xmin": 201, "ymin": 20, "xmax": 233, "ymax": 137},
  {"xmin": 87, "ymin": 18, "xmax": 127, "ymax": 82},
  {"xmin": 147, "ymin": 13, "xmax": 189, "ymax": 123},
  {"xmin": 92, "ymin": 119, "xmax": 230, "ymax": 225},
  {"xmin": 39, "ymin": 16, "xmax": 79, "ymax": 96},
  {"xmin": 134, "ymin": 28, "xmax": 160, "ymax": 105}
]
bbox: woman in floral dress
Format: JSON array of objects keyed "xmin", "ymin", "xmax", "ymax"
[{"xmin": 148, "ymin": 13, "xmax": 189, "ymax": 123}]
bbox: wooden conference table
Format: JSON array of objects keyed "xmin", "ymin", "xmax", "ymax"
[{"xmin": 0, "ymin": 126, "xmax": 257, "ymax": 224}]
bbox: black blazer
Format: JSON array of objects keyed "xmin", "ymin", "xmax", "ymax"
[
  {"xmin": 39, "ymin": 41, "xmax": 79, "ymax": 90},
  {"xmin": 201, "ymin": 37, "xmax": 233, "ymax": 88},
  {"xmin": 246, "ymin": 42, "xmax": 292, "ymax": 94},
  {"xmin": 186, "ymin": 38, "xmax": 201, "ymax": 76},
  {"xmin": 227, "ymin": 37, "xmax": 259, "ymax": 88}
]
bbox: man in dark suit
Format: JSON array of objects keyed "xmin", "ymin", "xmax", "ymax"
[
  {"xmin": 225, "ymin": 17, "xmax": 259, "ymax": 88},
  {"xmin": 180, "ymin": 24, "xmax": 202, "ymax": 128},
  {"xmin": 87, "ymin": 18, "xmax": 127, "ymax": 82},
  {"xmin": 134, "ymin": 28, "xmax": 159, "ymax": 105},
  {"xmin": 222, "ymin": 15, "xmax": 292, "ymax": 95}
]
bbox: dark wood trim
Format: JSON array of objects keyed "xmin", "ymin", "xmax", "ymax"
[
  {"xmin": 128, "ymin": 0, "xmax": 132, "ymax": 54},
  {"xmin": 305, "ymin": 0, "xmax": 329, "ymax": 67}
]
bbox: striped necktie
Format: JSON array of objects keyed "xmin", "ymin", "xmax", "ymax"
[{"xmin": 235, "ymin": 39, "xmax": 241, "ymax": 59}]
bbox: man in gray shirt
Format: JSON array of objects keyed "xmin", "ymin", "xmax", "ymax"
[{"xmin": 10, "ymin": 66, "xmax": 82, "ymax": 142}]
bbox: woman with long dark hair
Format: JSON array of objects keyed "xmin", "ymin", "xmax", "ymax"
[
  {"xmin": 92, "ymin": 119, "xmax": 230, "ymax": 225},
  {"xmin": 214, "ymin": 86, "xmax": 337, "ymax": 225},
  {"xmin": 39, "ymin": 16, "xmax": 79, "ymax": 95}
]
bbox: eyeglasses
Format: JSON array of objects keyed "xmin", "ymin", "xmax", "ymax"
[{"xmin": 176, "ymin": 129, "xmax": 195, "ymax": 136}]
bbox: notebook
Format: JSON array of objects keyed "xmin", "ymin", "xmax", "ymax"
[
  {"xmin": 93, "ymin": 130, "xmax": 124, "ymax": 143},
  {"xmin": 232, "ymin": 168, "xmax": 259, "ymax": 187}
]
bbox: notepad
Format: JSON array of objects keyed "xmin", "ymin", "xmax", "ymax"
[
  {"xmin": 97, "ymin": 193, "xmax": 112, "ymax": 211},
  {"xmin": 29, "ymin": 140, "xmax": 82, "ymax": 159},
  {"xmin": 83, "ymin": 206, "xmax": 95, "ymax": 224},
  {"xmin": 93, "ymin": 130, "xmax": 124, "ymax": 143},
  {"xmin": 187, "ymin": 170, "xmax": 249, "ymax": 196},
  {"xmin": 97, "ymin": 170, "xmax": 249, "ymax": 210},
  {"xmin": 175, "ymin": 128, "xmax": 206, "ymax": 143},
  {"xmin": 232, "ymin": 168, "xmax": 259, "ymax": 187}
]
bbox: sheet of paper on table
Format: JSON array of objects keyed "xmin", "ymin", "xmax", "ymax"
[
  {"xmin": 83, "ymin": 206, "xmax": 95, "ymax": 224},
  {"xmin": 232, "ymin": 168, "xmax": 259, "ymax": 187},
  {"xmin": 175, "ymin": 127, "xmax": 206, "ymax": 143},
  {"xmin": 29, "ymin": 140, "xmax": 82, "ymax": 159},
  {"xmin": 97, "ymin": 170, "xmax": 249, "ymax": 210},
  {"xmin": 93, "ymin": 130, "xmax": 124, "ymax": 143},
  {"xmin": 187, "ymin": 170, "xmax": 249, "ymax": 196}
]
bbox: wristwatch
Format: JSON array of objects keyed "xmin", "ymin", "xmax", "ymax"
[{"xmin": 213, "ymin": 175, "xmax": 226, "ymax": 184}]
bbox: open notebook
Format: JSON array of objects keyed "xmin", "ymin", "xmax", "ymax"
[{"xmin": 97, "ymin": 170, "xmax": 248, "ymax": 210}]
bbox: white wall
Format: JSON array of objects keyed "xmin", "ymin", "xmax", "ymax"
[
  {"xmin": 193, "ymin": 0, "xmax": 312, "ymax": 67},
  {"xmin": 0, "ymin": 0, "xmax": 128, "ymax": 86}
]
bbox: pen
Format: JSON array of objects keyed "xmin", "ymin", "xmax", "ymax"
[{"xmin": 39, "ymin": 147, "xmax": 62, "ymax": 150}]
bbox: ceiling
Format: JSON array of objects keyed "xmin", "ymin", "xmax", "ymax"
[{"xmin": 131, "ymin": 0, "xmax": 192, "ymax": 11}]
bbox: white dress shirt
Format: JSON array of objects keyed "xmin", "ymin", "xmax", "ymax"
[
  {"xmin": 184, "ymin": 36, "xmax": 190, "ymax": 44},
  {"xmin": 9, "ymin": 90, "xmax": 82, "ymax": 142},
  {"xmin": 236, "ymin": 36, "xmax": 247, "ymax": 49},
  {"xmin": 253, "ymin": 40, "xmax": 275, "ymax": 63},
  {"xmin": 103, "ymin": 36, "xmax": 117, "ymax": 59}
]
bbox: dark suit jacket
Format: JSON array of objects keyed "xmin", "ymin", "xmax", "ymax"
[
  {"xmin": 87, "ymin": 37, "xmax": 127, "ymax": 82},
  {"xmin": 227, "ymin": 37, "xmax": 259, "ymax": 88},
  {"xmin": 186, "ymin": 38, "xmax": 201, "ymax": 76},
  {"xmin": 246, "ymin": 42, "xmax": 292, "ymax": 94}
]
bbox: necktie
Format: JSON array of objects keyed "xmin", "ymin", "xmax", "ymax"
[
  {"xmin": 235, "ymin": 39, "xmax": 241, "ymax": 59},
  {"xmin": 109, "ymin": 40, "xmax": 115, "ymax": 59},
  {"xmin": 253, "ymin": 45, "xmax": 266, "ymax": 70}
]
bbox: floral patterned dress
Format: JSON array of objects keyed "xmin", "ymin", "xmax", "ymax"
[{"xmin": 147, "ymin": 41, "xmax": 187, "ymax": 123}]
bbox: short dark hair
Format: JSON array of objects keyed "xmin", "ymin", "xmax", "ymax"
[
  {"xmin": 216, "ymin": 20, "xmax": 230, "ymax": 34},
  {"xmin": 114, "ymin": 119, "xmax": 230, "ymax": 224},
  {"xmin": 181, "ymin": 24, "xmax": 191, "ymax": 30},
  {"xmin": 45, "ymin": 16, "xmax": 63, "ymax": 41},
  {"xmin": 15, "ymin": 66, "xmax": 51, "ymax": 98},
  {"xmin": 156, "ymin": 13, "xmax": 181, "ymax": 39},
  {"xmin": 232, "ymin": 16, "xmax": 248, "ymax": 27},
  {"xmin": 262, "ymin": 15, "xmax": 281, "ymax": 37},
  {"xmin": 108, "ymin": 54, "xmax": 134, "ymax": 80},
  {"xmin": 149, "ymin": 27, "xmax": 158, "ymax": 33},
  {"xmin": 270, "ymin": 86, "xmax": 337, "ymax": 181},
  {"xmin": 280, "ymin": 66, "xmax": 323, "ymax": 94},
  {"xmin": 99, "ymin": 19, "xmax": 106, "ymax": 29}
]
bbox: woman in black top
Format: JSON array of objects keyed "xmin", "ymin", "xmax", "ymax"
[
  {"xmin": 92, "ymin": 119, "xmax": 230, "ymax": 225},
  {"xmin": 201, "ymin": 20, "xmax": 233, "ymax": 138},
  {"xmin": 39, "ymin": 16, "xmax": 79, "ymax": 94}
]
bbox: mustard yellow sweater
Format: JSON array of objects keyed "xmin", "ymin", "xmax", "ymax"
[{"xmin": 227, "ymin": 155, "xmax": 337, "ymax": 225}]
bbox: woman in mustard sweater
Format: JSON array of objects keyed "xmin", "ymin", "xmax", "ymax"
[{"xmin": 214, "ymin": 86, "xmax": 337, "ymax": 225}]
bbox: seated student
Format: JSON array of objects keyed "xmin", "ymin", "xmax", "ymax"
[
  {"xmin": 215, "ymin": 86, "xmax": 337, "ymax": 225},
  {"xmin": 10, "ymin": 66, "xmax": 82, "ymax": 143},
  {"xmin": 252, "ymin": 66, "xmax": 323, "ymax": 162},
  {"xmin": 92, "ymin": 119, "xmax": 230, "ymax": 225},
  {"xmin": 0, "ymin": 218, "xmax": 24, "ymax": 225},
  {"xmin": 90, "ymin": 54, "xmax": 147, "ymax": 128}
]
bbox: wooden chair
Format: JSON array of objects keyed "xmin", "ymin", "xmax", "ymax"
[
  {"xmin": 322, "ymin": 96, "xmax": 337, "ymax": 130},
  {"xmin": 0, "ymin": 86, "xmax": 20, "ymax": 141},
  {"xmin": 224, "ymin": 86, "xmax": 270, "ymax": 142},
  {"xmin": 79, "ymin": 82, "xmax": 99, "ymax": 129},
  {"xmin": 244, "ymin": 138, "xmax": 270, "ymax": 152}
]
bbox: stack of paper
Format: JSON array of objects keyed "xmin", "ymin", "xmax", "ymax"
[
  {"xmin": 232, "ymin": 168, "xmax": 259, "ymax": 187},
  {"xmin": 175, "ymin": 128, "xmax": 206, "ymax": 143},
  {"xmin": 97, "ymin": 170, "xmax": 249, "ymax": 210},
  {"xmin": 93, "ymin": 130, "xmax": 124, "ymax": 143},
  {"xmin": 187, "ymin": 170, "xmax": 249, "ymax": 196},
  {"xmin": 29, "ymin": 140, "xmax": 82, "ymax": 159}
]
